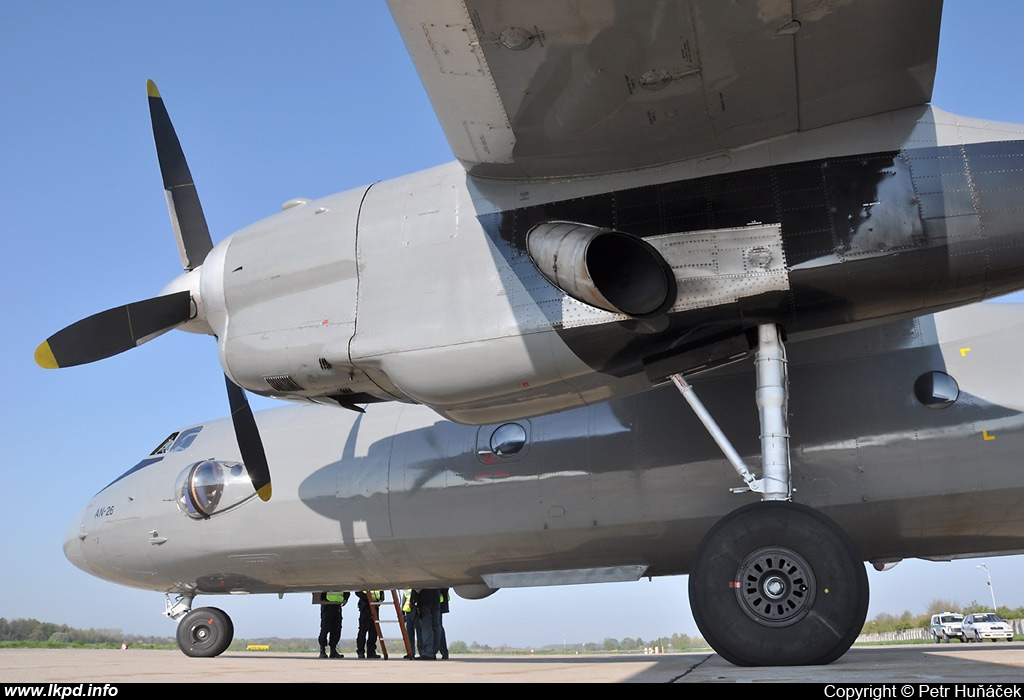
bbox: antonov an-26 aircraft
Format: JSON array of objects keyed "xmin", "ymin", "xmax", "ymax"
[{"xmin": 37, "ymin": 0, "xmax": 1024, "ymax": 665}]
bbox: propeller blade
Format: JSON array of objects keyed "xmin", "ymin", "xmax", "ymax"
[
  {"xmin": 225, "ymin": 375, "xmax": 272, "ymax": 501},
  {"xmin": 35, "ymin": 291, "xmax": 192, "ymax": 369},
  {"xmin": 147, "ymin": 80, "xmax": 213, "ymax": 271}
]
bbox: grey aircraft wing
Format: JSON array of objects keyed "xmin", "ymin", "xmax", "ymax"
[{"xmin": 387, "ymin": 0, "xmax": 943, "ymax": 179}]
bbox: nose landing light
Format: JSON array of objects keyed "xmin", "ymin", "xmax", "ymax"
[{"xmin": 175, "ymin": 460, "xmax": 258, "ymax": 519}]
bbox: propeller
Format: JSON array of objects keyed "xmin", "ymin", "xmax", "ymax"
[
  {"xmin": 34, "ymin": 291, "xmax": 191, "ymax": 369},
  {"xmin": 147, "ymin": 79, "xmax": 213, "ymax": 271},
  {"xmin": 35, "ymin": 80, "xmax": 273, "ymax": 501},
  {"xmin": 226, "ymin": 376, "xmax": 272, "ymax": 501}
]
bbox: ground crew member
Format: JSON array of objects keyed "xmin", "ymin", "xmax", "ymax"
[
  {"xmin": 439, "ymin": 588, "xmax": 450, "ymax": 660},
  {"xmin": 318, "ymin": 591, "xmax": 349, "ymax": 659},
  {"xmin": 356, "ymin": 590, "xmax": 384, "ymax": 658},
  {"xmin": 416, "ymin": 588, "xmax": 441, "ymax": 659}
]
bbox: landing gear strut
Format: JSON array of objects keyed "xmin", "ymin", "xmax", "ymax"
[{"xmin": 675, "ymin": 324, "xmax": 868, "ymax": 666}]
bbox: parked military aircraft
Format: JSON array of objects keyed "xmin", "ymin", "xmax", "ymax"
[{"xmin": 41, "ymin": 1, "xmax": 1024, "ymax": 665}]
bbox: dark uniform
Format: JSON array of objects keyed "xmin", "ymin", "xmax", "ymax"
[
  {"xmin": 356, "ymin": 590, "xmax": 384, "ymax": 658},
  {"xmin": 416, "ymin": 588, "xmax": 441, "ymax": 659},
  {"xmin": 319, "ymin": 591, "xmax": 350, "ymax": 658},
  {"xmin": 438, "ymin": 588, "xmax": 450, "ymax": 659}
]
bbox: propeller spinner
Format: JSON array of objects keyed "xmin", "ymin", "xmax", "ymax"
[{"xmin": 35, "ymin": 81, "xmax": 273, "ymax": 501}]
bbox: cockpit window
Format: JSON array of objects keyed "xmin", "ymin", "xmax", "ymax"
[
  {"xmin": 151, "ymin": 432, "xmax": 179, "ymax": 455},
  {"xmin": 151, "ymin": 427, "xmax": 203, "ymax": 456},
  {"xmin": 170, "ymin": 427, "xmax": 202, "ymax": 452},
  {"xmin": 175, "ymin": 459, "xmax": 256, "ymax": 519}
]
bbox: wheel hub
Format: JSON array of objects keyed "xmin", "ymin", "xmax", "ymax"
[{"xmin": 735, "ymin": 547, "xmax": 816, "ymax": 627}]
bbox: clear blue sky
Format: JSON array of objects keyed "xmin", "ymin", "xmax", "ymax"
[{"xmin": 2, "ymin": 2, "xmax": 1024, "ymax": 648}]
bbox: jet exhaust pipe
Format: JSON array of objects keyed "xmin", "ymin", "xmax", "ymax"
[{"xmin": 526, "ymin": 222, "xmax": 676, "ymax": 318}]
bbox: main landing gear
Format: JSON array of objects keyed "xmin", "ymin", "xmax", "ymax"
[
  {"xmin": 165, "ymin": 595, "xmax": 235, "ymax": 657},
  {"xmin": 673, "ymin": 325, "xmax": 869, "ymax": 666}
]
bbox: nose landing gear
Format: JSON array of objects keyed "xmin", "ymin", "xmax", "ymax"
[{"xmin": 165, "ymin": 595, "xmax": 235, "ymax": 657}]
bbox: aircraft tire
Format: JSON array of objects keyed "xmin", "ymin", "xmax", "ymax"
[
  {"xmin": 688, "ymin": 501, "xmax": 868, "ymax": 666},
  {"xmin": 176, "ymin": 607, "xmax": 234, "ymax": 657}
]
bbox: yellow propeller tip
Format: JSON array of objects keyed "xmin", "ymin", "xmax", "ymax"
[
  {"xmin": 146, "ymin": 79, "xmax": 161, "ymax": 98},
  {"xmin": 34, "ymin": 341, "xmax": 59, "ymax": 369},
  {"xmin": 257, "ymin": 484, "xmax": 272, "ymax": 502}
]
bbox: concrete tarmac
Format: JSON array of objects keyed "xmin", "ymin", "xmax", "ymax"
[{"xmin": 2, "ymin": 643, "xmax": 1024, "ymax": 683}]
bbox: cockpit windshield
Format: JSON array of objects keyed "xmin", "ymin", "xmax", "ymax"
[{"xmin": 150, "ymin": 426, "xmax": 203, "ymax": 455}]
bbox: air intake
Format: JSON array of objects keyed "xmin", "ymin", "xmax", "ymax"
[{"xmin": 264, "ymin": 375, "xmax": 303, "ymax": 393}]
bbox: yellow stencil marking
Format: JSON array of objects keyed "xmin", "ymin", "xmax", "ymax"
[
  {"xmin": 960, "ymin": 347, "xmax": 971, "ymax": 356},
  {"xmin": 983, "ymin": 430, "xmax": 996, "ymax": 441}
]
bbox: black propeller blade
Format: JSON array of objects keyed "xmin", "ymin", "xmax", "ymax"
[
  {"xmin": 35, "ymin": 80, "xmax": 274, "ymax": 501},
  {"xmin": 147, "ymin": 79, "xmax": 213, "ymax": 271},
  {"xmin": 149, "ymin": 79, "xmax": 272, "ymax": 499},
  {"xmin": 34, "ymin": 291, "xmax": 192, "ymax": 369},
  {"xmin": 225, "ymin": 376, "xmax": 272, "ymax": 502}
]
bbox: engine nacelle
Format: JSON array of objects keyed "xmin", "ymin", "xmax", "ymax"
[{"xmin": 210, "ymin": 186, "xmax": 394, "ymax": 405}]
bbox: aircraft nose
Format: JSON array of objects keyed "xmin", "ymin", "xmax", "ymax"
[{"xmin": 63, "ymin": 509, "xmax": 88, "ymax": 573}]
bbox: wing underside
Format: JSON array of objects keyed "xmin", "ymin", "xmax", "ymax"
[{"xmin": 388, "ymin": 0, "xmax": 942, "ymax": 179}]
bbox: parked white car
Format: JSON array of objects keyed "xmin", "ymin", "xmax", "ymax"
[
  {"xmin": 929, "ymin": 612, "xmax": 966, "ymax": 642},
  {"xmin": 962, "ymin": 612, "xmax": 1013, "ymax": 642}
]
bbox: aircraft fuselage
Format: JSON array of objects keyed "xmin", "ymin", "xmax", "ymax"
[{"xmin": 65, "ymin": 302, "xmax": 1024, "ymax": 596}]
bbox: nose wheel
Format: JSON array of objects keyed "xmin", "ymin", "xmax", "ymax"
[{"xmin": 176, "ymin": 606, "xmax": 234, "ymax": 657}]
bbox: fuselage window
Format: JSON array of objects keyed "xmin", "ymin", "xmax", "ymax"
[
  {"xmin": 490, "ymin": 423, "xmax": 527, "ymax": 457},
  {"xmin": 914, "ymin": 371, "xmax": 960, "ymax": 409}
]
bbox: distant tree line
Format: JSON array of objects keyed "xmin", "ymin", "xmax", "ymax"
[
  {"xmin": 0, "ymin": 618, "xmax": 174, "ymax": 647},
  {"xmin": 596, "ymin": 634, "xmax": 707, "ymax": 652}
]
